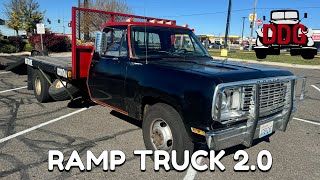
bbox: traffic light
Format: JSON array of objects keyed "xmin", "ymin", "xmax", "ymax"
[
  {"xmin": 250, "ymin": 21, "xmax": 254, "ymax": 29},
  {"xmin": 48, "ymin": 20, "xmax": 51, "ymax": 24},
  {"xmin": 58, "ymin": 19, "xmax": 60, "ymax": 23}
]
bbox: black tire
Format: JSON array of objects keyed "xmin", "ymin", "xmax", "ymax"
[
  {"xmin": 255, "ymin": 51, "xmax": 267, "ymax": 59},
  {"xmin": 49, "ymin": 80, "xmax": 79, "ymax": 101},
  {"xmin": 301, "ymin": 52, "xmax": 314, "ymax": 60},
  {"xmin": 32, "ymin": 70, "xmax": 51, "ymax": 103},
  {"xmin": 142, "ymin": 103, "xmax": 195, "ymax": 166}
]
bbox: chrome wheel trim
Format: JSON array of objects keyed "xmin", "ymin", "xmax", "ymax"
[
  {"xmin": 150, "ymin": 118, "xmax": 173, "ymax": 152},
  {"xmin": 35, "ymin": 76, "xmax": 41, "ymax": 95}
]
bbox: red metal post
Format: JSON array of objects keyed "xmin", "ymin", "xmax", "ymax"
[{"xmin": 71, "ymin": 7, "xmax": 77, "ymax": 79}]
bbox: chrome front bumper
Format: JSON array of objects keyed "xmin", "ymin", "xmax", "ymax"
[
  {"xmin": 205, "ymin": 110, "xmax": 294, "ymax": 150},
  {"xmin": 206, "ymin": 76, "xmax": 306, "ymax": 150}
]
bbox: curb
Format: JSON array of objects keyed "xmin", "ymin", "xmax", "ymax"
[{"xmin": 212, "ymin": 56, "xmax": 320, "ymax": 70}]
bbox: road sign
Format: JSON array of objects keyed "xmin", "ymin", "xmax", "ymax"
[
  {"xmin": 249, "ymin": 13, "xmax": 257, "ymax": 22},
  {"xmin": 256, "ymin": 18, "xmax": 263, "ymax": 26},
  {"xmin": 36, "ymin": 23, "xmax": 45, "ymax": 34}
]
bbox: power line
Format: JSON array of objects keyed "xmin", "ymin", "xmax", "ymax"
[{"xmin": 161, "ymin": 6, "xmax": 320, "ymax": 18}]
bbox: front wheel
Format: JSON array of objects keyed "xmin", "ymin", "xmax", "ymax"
[
  {"xmin": 301, "ymin": 51, "xmax": 315, "ymax": 60},
  {"xmin": 255, "ymin": 51, "xmax": 267, "ymax": 59},
  {"xmin": 142, "ymin": 103, "xmax": 195, "ymax": 165}
]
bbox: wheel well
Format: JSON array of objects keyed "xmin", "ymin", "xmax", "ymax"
[{"xmin": 141, "ymin": 96, "xmax": 182, "ymax": 120}]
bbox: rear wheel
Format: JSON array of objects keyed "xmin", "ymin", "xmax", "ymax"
[
  {"xmin": 301, "ymin": 51, "xmax": 314, "ymax": 60},
  {"xmin": 32, "ymin": 70, "xmax": 51, "ymax": 103},
  {"xmin": 142, "ymin": 103, "xmax": 195, "ymax": 165},
  {"xmin": 49, "ymin": 80, "xmax": 79, "ymax": 101}
]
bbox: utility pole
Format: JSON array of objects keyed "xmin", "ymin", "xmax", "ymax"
[
  {"xmin": 241, "ymin": 17, "xmax": 247, "ymax": 43},
  {"xmin": 224, "ymin": 0, "xmax": 232, "ymax": 49},
  {"xmin": 249, "ymin": 0, "xmax": 257, "ymax": 51}
]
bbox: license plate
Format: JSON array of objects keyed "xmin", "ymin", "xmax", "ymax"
[{"xmin": 259, "ymin": 121, "xmax": 274, "ymax": 138}]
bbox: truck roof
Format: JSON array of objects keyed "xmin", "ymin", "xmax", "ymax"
[{"xmin": 103, "ymin": 21, "xmax": 190, "ymax": 30}]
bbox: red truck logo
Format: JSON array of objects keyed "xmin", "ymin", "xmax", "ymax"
[
  {"xmin": 262, "ymin": 24, "xmax": 308, "ymax": 45},
  {"xmin": 254, "ymin": 10, "xmax": 317, "ymax": 60}
]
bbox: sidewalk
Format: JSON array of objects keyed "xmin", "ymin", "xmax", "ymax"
[{"xmin": 212, "ymin": 56, "xmax": 320, "ymax": 70}]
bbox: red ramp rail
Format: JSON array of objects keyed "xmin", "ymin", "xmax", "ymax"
[{"xmin": 71, "ymin": 7, "xmax": 176, "ymax": 79}]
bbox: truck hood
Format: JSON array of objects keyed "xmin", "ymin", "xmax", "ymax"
[{"xmin": 150, "ymin": 59, "xmax": 294, "ymax": 83}]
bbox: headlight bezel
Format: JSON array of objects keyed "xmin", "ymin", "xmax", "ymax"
[{"xmin": 213, "ymin": 87, "xmax": 245, "ymax": 123}]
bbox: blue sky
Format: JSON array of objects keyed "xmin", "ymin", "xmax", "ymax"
[{"xmin": 1, "ymin": 0, "xmax": 320, "ymax": 36}]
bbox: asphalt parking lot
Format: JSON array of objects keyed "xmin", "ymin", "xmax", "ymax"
[{"xmin": 0, "ymin": 64, "xmax": 319, "ymax": 180}]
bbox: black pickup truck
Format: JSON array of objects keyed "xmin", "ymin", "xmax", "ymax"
[{"xmin": 25, "ymin": 7, "xmax": 306, "ymax": 164}]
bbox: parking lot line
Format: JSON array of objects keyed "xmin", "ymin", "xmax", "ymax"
[
  {"xmin": 183, "ymin": 156, "xmax": 203, "ymax": 180},
  {"xmin": 0, "ymin": 86, "xmax": 28, "ymax": 94},
  {"xmin": 293, "ymin": 117, "xmax": 320, "ymax": 126},
  {"xmin": 311, "ymin": 85, "xmax": 320, "ymax": 92},
  {"xmin": 0, "ymin": 107, "xmax": 88, "ymax": 144},
  {"xmin": 0, "ymin": 71, "xmax": 11, "ymax": 74}
]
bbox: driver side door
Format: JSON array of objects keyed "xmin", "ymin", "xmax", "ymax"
[{"xmin": 88, "ymin": 27, "xmax": 129, "ymax": 112}]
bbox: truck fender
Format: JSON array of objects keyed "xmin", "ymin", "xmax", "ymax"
[{"xmin": 140, "ymin": 93, "xmax": 201, "ymax": 143}]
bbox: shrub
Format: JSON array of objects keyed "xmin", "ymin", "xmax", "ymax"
[
  {"xmin": 8, "ymin": 36, "xmax": 25, "ymax": 52},
  {"xmin": 23, "ymin": 41, "xmax": 33, "ymax": 52},
  {"xmin": 0, "ymin": 44, "xmax": 17, "ymax": 53},
  {"xmin": 29, "ymin": 33, "xmax": 71, "ymax": 52}
]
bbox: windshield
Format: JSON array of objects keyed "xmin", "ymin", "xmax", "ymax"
[
  {"xmin": 271, "ymin": 11, "xmax": 299, "ymax": 20},
  {"xmin": 130, "ymin": 26, "xmax": 210, "ymax": 60}
]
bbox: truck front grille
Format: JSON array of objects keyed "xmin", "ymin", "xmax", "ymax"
[{"xmin": 242, "ymin": 81, "xmax": 289, "ymax": 117}]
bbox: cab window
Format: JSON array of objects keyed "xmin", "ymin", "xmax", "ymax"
[{"xmin": 103, "ymin": 27, "xmax": 128, "ymax": 58}]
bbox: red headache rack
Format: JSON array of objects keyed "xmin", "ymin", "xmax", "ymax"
[{"xmin": 71, "ymin": 7, "xmax": 176, "ymax": 79}]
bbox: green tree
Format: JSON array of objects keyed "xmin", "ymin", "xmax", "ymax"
[
  {"xmin": 21, "ymin": 0, "xmax": 45, "ymax": 34},
  {"xmin": 5, "ymin": 0, "xmax": 45, "ymax": 35},
  {"xmin": 5, "ymin": 0, "xmax": 24, "ymax": 35}
]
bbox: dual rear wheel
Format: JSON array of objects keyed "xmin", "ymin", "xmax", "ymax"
[{"xmin": 32, "ymin": 69, "xmax": 79, "ymax": 103}]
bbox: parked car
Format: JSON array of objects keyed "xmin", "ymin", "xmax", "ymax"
[
  {"xmin": 208, "ymin": 43, "xmax": 222, "ymax": 49},
  {"xmin": 21, "ymin": 35, "xmax": 28, "ymax": 39},
  {"xmin": 243, "ymin": 44, "xmax": 256, "ymax": 50}
]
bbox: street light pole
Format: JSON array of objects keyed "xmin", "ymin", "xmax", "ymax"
[
  {"xmin": 249, "ymin": 0, "xmax": 257, "ymax": 51},
  {"xmin": 224, "ymin": 0, "xmax": 232, "ymax": 49},
  {"xmin": 241, "ymin": 17, "xmax": 247, "ymax": 43}
]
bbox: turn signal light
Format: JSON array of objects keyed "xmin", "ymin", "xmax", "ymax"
[
  {"xmin": 191, "ymin": 127, "xmax": 205, "ymax": 136},
  {"xmin": 126, "ymin": 18, "xmax": 133, "ymax": 22},
  {"xmin": 68, "ymin": 71, "xmax": 72, "ymax": 78},
  {"xmin": 165, "ymin": 21, "xmax": 174, "ymax": 25},
  {"xmin": 149, "ymin": 19, "xmax": 158, "ymax": 23}
]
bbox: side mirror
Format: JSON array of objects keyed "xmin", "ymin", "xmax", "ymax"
[
  {"xmin": 95, "ymin": 32, "xmax": 107, "ymax": 55},
  {"xmin": 263, "ymin": 16, "xmax": 266, "ymax": 21},
  {"xmin": 304, "ymin": 13, "xmax": 308, "ymax": 18}
]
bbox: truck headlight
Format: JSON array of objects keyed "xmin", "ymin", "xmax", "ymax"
[{"xmin": 213, "ymin": 88, "xmax": 246, "ymax": 123}]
